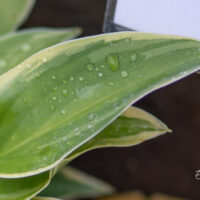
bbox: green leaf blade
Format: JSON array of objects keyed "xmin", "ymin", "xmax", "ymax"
[
  {"xmin": 0, "ymin": 172, "xmax": 50, "ymax": 200},
  {"xmin": 0, "ymin": 106, "xmax": 168, "ymax": 200},
  {"xmin": 0, "ymin": 32, "xmax": 199, "ymax": 178},
  {"xmin": 0, "ymin": 28, "xmax": 81, "ymax": 75},
  {"xmin": 0, "ymin": 0, "xmax": 36, "ymax": 35},
  {"xmin": 67, "ymin": 106, "xmax": 170, "ymax": 161}
]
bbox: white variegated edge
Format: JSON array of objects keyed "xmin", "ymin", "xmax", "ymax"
[{"xmin": 0, "ymin": 32, "xmax": 199, "ymax": 178}]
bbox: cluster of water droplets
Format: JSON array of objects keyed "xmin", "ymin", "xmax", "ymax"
[{"xmin": 44, "ymin": 38, "xmax": 140, "ymax": 140}]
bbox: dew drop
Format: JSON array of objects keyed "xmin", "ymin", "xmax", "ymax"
[
  {"xmin": 79, "ymin": 77, "xmax": 84, "ymax": 81},
  {"xmin": 52, "ymin": 96, "xmax": 57, "ymax": 101},
  {"xmin": 21, "ymin": 44, "xmax": 31, "ymax": 52},
  {"xmin": 62, "ymin": 89, "xmax": 68, "ymax": 97},
  {"xmin": 109, "ymin": 82, "xmax": 114, "ymax": 86},
  {"xmin": 130, "ymin": 54, "xmax": 137, "ymax": 62},
  {"xmin": 42, "ymin": 58, "xmax": 47, "ymax": 63},
  {"xmin": 101, "ymin": 64, "xmax": 105, "ymax": 69},
  {"xmin": 74, "ymin": 127, "xmax": 80, "ymax": 133},
  {"xmin": 88, "ymin": 113, "xmax": 95, "ymax": 121},
  {"xmin": 51, "ymin": 75, "xmax": 56, "ymax": 80},
  {"xmin": 61, "ymin": 109, "xmax": 66, "ymax": 114},
  {"xmin": 121, "ymin": 70, "xmax": 129, "ymax": 78},
  {"xmin": 88, "ymin": 124, "xmax": 93, "ymax": 129},
  {"xmin": 62, "ymin": 79, "xmax": 67, "ymax": 84},
  {"xmin": 26, "ymin": 63, "xmax": 32, "ymax": 68},
  {"xmin": 98, "ymin": 72, "xmax": 103, "ymax": 77},
  {"xmin": 74, "ymin": 127, "xmax": 81, "ymax": 136},
  {"xmin": 51, "ymin": 104, "xmax": 55, "ymax": 110},
  {"xmin": 106, "ymin": 54, "xmax": 119, "ymax": 72},
  {"xmin": 52, "ymin": 86, "xmax": 58, "ymax": 92},
  {"xmin": 0, "ymin": 60, "xmax": 6, "ymax": 67},
  {"xmin": 86, "ymin": 64, "xmax": 94, "ymax": 71},
  {"xmin": 70, "ymin": 76, "xmax": 74, "ymax": 81}
]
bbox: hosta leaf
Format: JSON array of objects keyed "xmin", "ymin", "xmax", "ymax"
[
  {"xmin": 0, "ymin": 28, "xmax": 81, "ymax": 75},
  {"xmin": 0, "ymin": 171, "xmax": 50, "ymax": 200},
  {"xmin": 40, "ymin": 167, "xmax": 114, "ymax": 200},
  {"xmin": 0, "ymin": 32, "xmax": 200, "ymax": 178},
  {"xmin": 64, "ymin": 106, "xmax": 170, "ymax": 163},
  {"xmin": 0, "ymin": 106, "xmax": 167, "ymax": 200},
  {"xmin": 0, "ymin": 0, "xmax": 36, "ymax": 35}
]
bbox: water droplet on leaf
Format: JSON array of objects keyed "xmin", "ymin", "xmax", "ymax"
[
  {"xmin": 51, "ymin": 104, "xmax": 55, "ymax": 110},
  {"xmin": 62, "ymin": 89, "xmax": 68, "ymax": 97},
  {"xmin": 52, "ymin": 75, "xmax": 56, "ymax": 80},
  {"xmin": 0, "ymin": 60, "xmax": 6, "ymax": 67},
  {"xmin": 70, "ymin": 76, "xmax": 74, "ymax": 81},
  {"xmin": 62, "ymin": 79, "xmax": 67, "ymax": 84},
  {"xmin": 88, "ymin": 124, "xmax": 93, "ymax": 129},
  {"xmin": 86, "ymin": 64, "xmax": 94, "ymax": 71},
  {"xmin": 106, "ymin": 54, "xmax": 119, "ymax": 72},
  {"xmin": 52, "ymin": 96, "xmax": 57, "ymax": 101},
  {"xmin": 121, "ymin": 70, "xmax": 129, "ymax": 78},
  {"xmin": 42, "ymin": 58, "xmax": 47, "ymax": 63},
  {"xmin": 130, "ymin": 54, "xmax": 137, "ymax": 62},
  {"xmin": 21, "ymin": 44, "xmax": 31, "ymax": 52},
  {"xmin": 61, "ymin": 109, "xmax": 66, "ymax": 114},
  {"xmin": 98, "ymin": 72, "xmax": 103, "ymax": 77},
  {"xmin": 26, "ymin": 63, "xmax": 32, "ymax": 68},
  {"xmin": 88, "ymin": 113, "xmax": 95, "ymax": 121},
  {"xmin": 52, "ymin": 86, "xmax": 58, "ymax": 92},
  {"xmin": 79, "ymin": 77, "xmax": 84, "ymax": 81}
]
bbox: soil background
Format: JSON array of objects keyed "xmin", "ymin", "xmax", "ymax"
[{"xmin": 22, "ymin": 0, "xmax": 200, "ymax": 199}]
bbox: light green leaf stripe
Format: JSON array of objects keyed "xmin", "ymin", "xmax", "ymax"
[
  {"xmin": 40, "ymin": 167, "xmax": 114, "ymax": 200},
  {"xmin": 0, "ymin": 32, "xmax": 199, "ymax": 178},
  {"xmin": 0, "ymin": 106, "xmax": 168, "ymax": 200},
  {"xmin": 64, "ymin": 106, "xmax": 170, "ymax": 163},
  {"xmin": 0, "ymin": 0, "xmax": 36, "ymax": 35},
  {"xmin": 0, "ymin": 28, "xmax": 81, "ymax": 75}
]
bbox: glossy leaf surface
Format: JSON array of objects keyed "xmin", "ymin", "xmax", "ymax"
[
  {"xmin": 0, "ymin": 0, "xmax": 36, "ymax": 35},
  {"xmin": 0, "ymin": 28, "xmax": 81, "ymax": 75},
  {"xmin": 0, "ymin": 106, "xmax": 168, "ymax": 200},
  {"xmin": 0, "ymin": 172, "xmax": 50, "ymax": 200},
  {"xmin": 0, "ymin": 32, "xmax": 199, "ymax": 178},
  {"xmin": 64, "ymin": 106, "xmax": 170, "ymax": 162}
]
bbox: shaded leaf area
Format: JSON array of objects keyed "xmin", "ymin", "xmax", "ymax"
[
  {"xmin": 0, "ymin": 28, "xmax": 81, "ymax": 75},
  {"xmin": 40, "ymin": 167, "xmax": 114, "ymax": 200},
  {"xmin": 0, "ymin": 0, "xmax": 36, "ymax": 35},
  {"xmin": 0, "ymin": 32, "xmax": 199, "ymax": 178}
]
